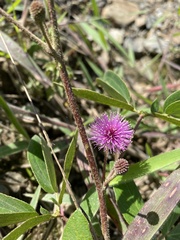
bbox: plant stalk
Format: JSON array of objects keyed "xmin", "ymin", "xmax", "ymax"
[{"xmin": 47, "ymin": 1, "xmax": 109, "ymax": 239}]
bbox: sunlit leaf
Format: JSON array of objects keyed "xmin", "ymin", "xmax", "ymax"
[
  {"xmin": 114, "ymin": 181, "xmax": 143, "ymax": 224},
  {"xmin": 62, "ymin": 209, "xmax": 93, "ymax": 240},
  {"xmin": 151, "ymin": 98, "xmax": 160, "ymax": 113},
  {"xmin": 72, "ymin": 88, "xmax": 134, "ymax": 111},
  {"xmin": 3, "ymin": 214, "xmax": 51, "ymax": 240},
  {"xmin": 97, "ymin": 70, "xmax": 131, "ymax": 103},
  {"xmin": 27, "ymin": 135, "xmax": 55, "ymax": 193},
  {"xmin": 164, "ymin": 100, "xmax": 180, "ymax": 118},
  {"xmin": 0, "ymin": 193, "xmax": 38, "ymax": 227},
  {"xmin": 163, "ymin": 90, "xmax": 180, "ymax": 112},
  {"xmin": 80, "ymin": 186, "xmax": 99, "ymax": 220}
]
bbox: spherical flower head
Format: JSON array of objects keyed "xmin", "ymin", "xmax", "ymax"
[{"xmin": 89, "ymin": 113, "xmax": 133, "ymax": 153}]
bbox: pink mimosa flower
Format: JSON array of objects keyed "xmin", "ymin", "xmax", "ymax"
[{"xmin": 89, "ymin": 113, "xmax": 133, "ymax": 153}]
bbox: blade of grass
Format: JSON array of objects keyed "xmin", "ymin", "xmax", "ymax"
[{"xmin": 0, "ymin": 96, "xmax": 29, "ymax": 140}]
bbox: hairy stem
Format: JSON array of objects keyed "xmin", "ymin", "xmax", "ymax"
[{"xmin": 47, "ymin": 1, "xmax": 109, "ymax": 239}]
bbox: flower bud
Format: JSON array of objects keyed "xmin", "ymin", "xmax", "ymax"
[
  {"xmin": 30, "ymin": 0, "xmax": 45, "ymax": 24},
  {"xmin": 114, "ymin": 158, "xmax": 129, "ymax": 175}
]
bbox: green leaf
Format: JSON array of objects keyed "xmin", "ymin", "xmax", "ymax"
[
  {"xmin": 86, "ymin": 59, "xmax": 103, "ymax": 77},
  {"xmin": 153, "ymin": 112, "xmax": 180, "ymax": 126},
  {"xmin": 41, "ymin": 137, "xmax": 58, "ymax": 192},
  {"xmin": 91, "ymin": 21, "xmax": 129, "ymax": 59},
  {"xmin": 7, "ymin": 0, "xmax": 21, "ymax": 14},
  {"xmin": 59, "ymin": 131, "xmax": 78, "ymax": 204},
  {"xmin": 0, "ymin": 193, "xmax": 38, "ymax": 227},
  {"xmin": 127, "ymin": 45, "xmax": 135, "ymax": 67},
  {"xmin": 164, "ymin": 100, "xmax": 180, "ymax": 118},
  {"xmin": 80, "ymin": 186, "xmax": 99, "ymax": 220},
  {"xmin": 106, "ymin": 195, "xmax": 127, "ymax": 234},
  {"xmin": 78, "ymin": 59, "xmax": 95, "ymax": 90},
  {"xmin": 30, "ymin": 185, "xmax": 41, "ymax": 210},
  {"xmin": 3, "ymin": 214, "xmax": 51, "ymax": 240},
  {"xmin": 160, "ymin": 204, "xmax": 180, "ymax": 237},
  {"xmin": 113, "ymin": 181, "xmax": 143, "ymax": 224},
  {"xmin": 166, "ymin": 222, "xmax": 180, "ymax": 240},
  {"xmin": 72, "ymin": 88, "xmax": 134, "ymax": 111},
  {"xmin": 97, "ymin": 78, "xmax": 127, "ymax": 103},
  {"xmin": 151, "ymin": 98, "xmax": 160, "ymax": 113},
  {"xmin": 0, "ymin": 141, "xmax": 28, "ymax": 158},
  {"xmin": 80, "ymin": 22, "xmax": 109, "ymax": 52},
  {"xmin": 0, "ymin": 96, "xmax": 29, "ymax": 140},
  {"xmin": 62, "ymin": 209, "xmax": 93, "ymax": 240},
  {"xmin": 163, "ymin": 90, "xmax": 180, "ymax": 112},
  {"xmin": 110, "ymin": 148, "xmax": 180, "ymax": 186},
  {"xmin": 123, "ymin": 169, "xmax": 180, "ymax": 240},
  {"xmin": 27, "ymin": 135, "xmax": 55, "ymax": 193},
  {"xmin": 80, "ymin": 187, "xmax": 100, "ymax": 237},
  {"xmin": 97, "ymin": 70, "xmax": 131, "ymax": 103},
  {"xmin": 91, "ymin": 0, "xmax": 100, "ymax": 17}
]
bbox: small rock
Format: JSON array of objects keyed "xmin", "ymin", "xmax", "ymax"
[
  {"xmin": 135, "ymin": 15, "xmax": 147, "ymax": 28},
  {"xmin": 109, "ymin": 28, "xmax": 125, "ymax": 44},
  {"xmin": 102, "ymin": 0, "xmax": 139, "ymax": 26},
  {"xmin": 124, "ymin": 37, "xmax": 144, "ymax": 53},
  {"xmin": 144, "ymin": 35, "xmax": 169, "ymax": 54},
  {"xmin": 146, "ymin": 15, "xmax": 157, "ymax": 29}
]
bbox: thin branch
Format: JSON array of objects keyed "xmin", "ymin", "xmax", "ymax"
[{"xmin": 0, "ymin": 7, "xmax": 48, "ymax": 51}]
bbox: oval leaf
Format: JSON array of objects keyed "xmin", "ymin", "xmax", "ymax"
[
  {"xmin": 151, "ymin": 98, "xmax": 160, "ymax": 114},
  {"xmin": 97, "ymin": 78, "xmax": 127, "ymax": 102},
  {"xmin": 100, "ymin": 70, "xmax": 131, "ymax": 103},
  {"xmin": 164, "ymin": 100, "xmax": 180, "ymax": 118},
  {"xmin": 0, "ymin": 193, "xmax": 38, "ymax": 227},
  {"xmin": 72, "ymin": 88, "xmax": 134, "ymax": 111},
  {"xmin": 3, "ymin": 214, "xmax": 51, "ymax": 240},
  {"xmin": 163, "ymin": 90, "xmax": 180, "ymax": 112},
  {"xmin": 27, "ymin": 135, "xmax": 55, "ymax": 193},
  {"xmin": 62, "ymin": 209, "xmax": 93, "ymax": 240},
  {"xmin": 114, "ymin": 181, "xmax": 143, "ymax": 224},
  {"xmin": 80, "ymin": 186, "xmax": 99, "ymax": 220}
]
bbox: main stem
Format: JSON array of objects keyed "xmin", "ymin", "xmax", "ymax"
[
  {"xmin": 47, "ymin": 1, "xmax": 109, "ymax": 239},
  {"xmin": 59, "ymin": 67, "xmax": 109, "ymax": 239}
]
